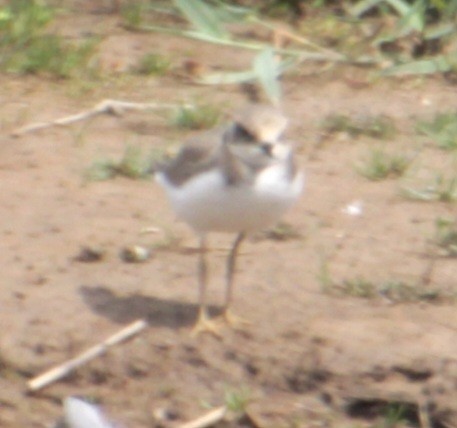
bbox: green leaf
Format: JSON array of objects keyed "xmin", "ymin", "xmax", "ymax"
[
  {"xmin": 173, "ymin": 0, "xmax": 228, "ymax": 40},
  {"xmin": 381, "ymin": 55, "xmax": 452, "ymax": 76},
  {"xmin": 384, "ymin": 0, "xmax": 412, "ymax": 16},
  {"xmin": 348, "ymin": 0, "xmax": 385, "ymax": 17},
  {"xmin": 196, "ymin": 56, "xmax": 296, "ymax": 85},
  {"xmin": 253, "ymin": 48, "xmax": 281, "ymax": 105},
  {"xmin": 395, "ymin": 0, "xmax": 426, "ymax": 35},
  {"xmin": 211, "ymin": 1, "xmax": 254, "ymax": 23},
  {"xmin": 424, "ymin": 22, "xmax": 456, "ymax": 40},
  {"xmin": 196, "ymin": 69, "xmax": 259, "ymax": 84},
  {"xmin": 0, "ymin": 8, "xmax": 12, "ymax": 22}
]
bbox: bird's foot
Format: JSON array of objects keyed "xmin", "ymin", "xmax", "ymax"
[
  {"xmin": 191, "ymin": 311, "xmax": 222, "ymax": 337},
  {"xmin": 221, "ymin": 309, "xmax": 251, "ymax": 330}
]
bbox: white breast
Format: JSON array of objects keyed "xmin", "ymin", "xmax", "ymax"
[{"xmin": 156, "ymin": 163, "xmax": 304, "ymax": 234}]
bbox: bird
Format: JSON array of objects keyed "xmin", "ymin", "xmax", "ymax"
[{"xmin": 155, "ymin": 104, "xmax": 304, "ymax": 335}]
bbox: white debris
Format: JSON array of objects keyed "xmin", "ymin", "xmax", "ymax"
[
  {"xmin": 420, "ymin": 97, "xmax": 432, "ymax": 106},
  {"xmin": 64, "ymin": 397, "xmax": 113, "ymax": 428},
  {"xmin": 341, "ymin": 200, "xmax": 363, "ymax": 217}
]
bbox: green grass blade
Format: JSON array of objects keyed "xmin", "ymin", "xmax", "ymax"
[
  {"xmin": 395, "ymin": 0, "xmax": 426, "ymax": 34},
  {"xmin": 253, "ymin": 48, "xmax": 281, "ymax": 105},
  {"xmin": 385, "ymin": 0, "xmax": 412, "ymax": 15},
  {"xmin": 381, "ymin": 55, "xmax": 453, "ymax": 75},
  {"xmin": 424, "ymin": 22, "xmax": 456, "ymax": 40},
  {"xmin": 196, "ymin": 56, "xmax": 296, "ymax": 85},
  {"xmin": 196, "ymin": 69, "xmax": 258, "ymax": 84},
  {"xmin": 349, "ymin": 0, "xmax": 385, "ymax": 17},
  {"xmin": 212, "ymin": 1, "xmax": 254, "ymax": 23},
  {"xmin": 173, "ymin": 0, "xmax": 228, "ymax": 40}
]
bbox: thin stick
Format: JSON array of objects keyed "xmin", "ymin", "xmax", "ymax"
[
  {"xmin": 418, "ymin": 398, "xmax": 432, "ymax": 428},
  {"xmin": 27, "ymin": 319, "xmax": 148, "ymax": 392},
  {"xmin": 12, "ymin": 99, "xmax": 190, "ymax": 137},
  {"xmin": 179, "ymin": 406, "xmax": 227, "ymax": 428}
]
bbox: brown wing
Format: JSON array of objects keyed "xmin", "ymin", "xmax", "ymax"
[
  {"xmin": 159, "ymin": 129, "xmax": 222, "ymax": 186},
  {"xmin": 158, "ymin": 122, "xmax": 283, "ymax": 188}
]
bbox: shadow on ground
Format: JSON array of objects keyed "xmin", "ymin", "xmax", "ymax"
[{"xmin": 79, "ymin": 285, "xmax": 220, "ymax": 327}]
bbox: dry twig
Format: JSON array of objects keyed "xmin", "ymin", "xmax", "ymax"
[
  {"xmin": 179, "ymin": 406, "xmax": 227, "ymax": 428},
  {"xmin": 12, "ymin": 99, "xmax": 189, "ymax": 137},
  {"xmin": 27, "ymin": 319, "xmax": 148, "ymax": 392},
  {"xmin": 418, "ymin": 398, "xmax": 432, "ymax": 428}
]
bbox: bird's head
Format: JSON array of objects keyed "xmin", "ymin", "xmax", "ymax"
[{"xmin": 231, "ymin": 104, "xmax": 288, "ymax": 144}]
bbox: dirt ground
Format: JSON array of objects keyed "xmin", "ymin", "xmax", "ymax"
[{"xmin": 2, "ymin": 6, "xmax": 457, "ymax": 428}]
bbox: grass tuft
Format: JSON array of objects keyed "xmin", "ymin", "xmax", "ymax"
[
  {"xmin": 257, "ymin": 221, "xmax": 302, "ymax": 242},
  {"xmin": 416, "ymin": 112, "xmax": 457, "ymax": 150},
  {"xmin": 7, "ymin": 35, "xmax": 98, "ymax": 78},
  {"xmin": 357, "ymin": 149, "xmax": 412, "ymax": 181},
  {"xmin": 341, "ymin": 278, "xmax": 377, "ymax": 298},
  {"xmin": 85, "ymin": 145, "xmax": 162, "ymax": 182},
  {"xmin": 170, "ymin": 104, "xmax": 221, "ymax": 130},
  {"xmin": 121, "ymin": 1, "xmax": 146, "ymax": 30},
  {"xmin": 85, "ymin": 159, "xmax": 117, "ymax": 182},
  {"xmin": 0, "ymin": 1, "xmax": 98, "ymax": 78},
  {"xmin": 150, "ymin": 228, "xmax": 183, "ymax": 252},
  {"xmin": 434, "ymin": 217, "xmax": 457, "ymax": 257},
  {"xmin": 326, "ymin": 277, "xmax": 451, "ymax": 303},
  {"xmin": 135, "ymin": 52, "xmax": 171, "ymax": 76},
  {"xmin": 115, "ymin": 145, "xmax": 156, "ymax": 179},
  {"xmin": 402, "ymin": 175, "xmax": 457, "ymax": 202},
  {"xmin": 224, "ymin": 387, "xmax": 251, "ymax": 415},
  {"xmin": 321, "ymin": 114, "xmax": 397, "ymax": 140},
  {"xmin": 0, "ymin": 0, "xmax": 53, "ymax": 49}
]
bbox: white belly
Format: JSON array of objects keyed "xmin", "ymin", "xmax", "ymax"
[{"xmin": 156, "ymin": 164, "xmax": 304, "ymax": 234}]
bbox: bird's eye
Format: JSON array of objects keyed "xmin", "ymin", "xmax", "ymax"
[
  {"xmin": 261, "ymin": 143, "xmax": 273, "ymax": 156},
  {"xmin": 234, "ymin": 124, "xmax": 255, "ymax": 142}
]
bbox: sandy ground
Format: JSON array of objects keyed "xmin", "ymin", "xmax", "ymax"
[{"xmin": 1, "ymin": 7, "xmax": 457, "ymax": 428}]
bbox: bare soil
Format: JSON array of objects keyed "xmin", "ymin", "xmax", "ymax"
[{"xmin": 1, "ymin": 7, "xmax": 457, "ymax": 428}]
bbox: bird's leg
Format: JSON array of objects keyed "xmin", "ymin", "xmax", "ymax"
[
  {"xmin": 191, "ymin": 235, "xmax": 221, "ymax": 337},
  {"xmin": 221, "ymin": 232, "xmax": 250, "ymax": 328}
]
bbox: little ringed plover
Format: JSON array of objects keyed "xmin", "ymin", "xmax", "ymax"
[{"xmin": 156, "ymin": 104, "xmax": 304, "ymax": 335}]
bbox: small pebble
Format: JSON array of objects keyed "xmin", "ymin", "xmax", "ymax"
[
  {"xmin": 74, "ymin": 246, "xmax": 106, "ymax": 263},
  {"xmin": 120, "ymin": 245, "xmax": 152, "ymax": 263}
]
